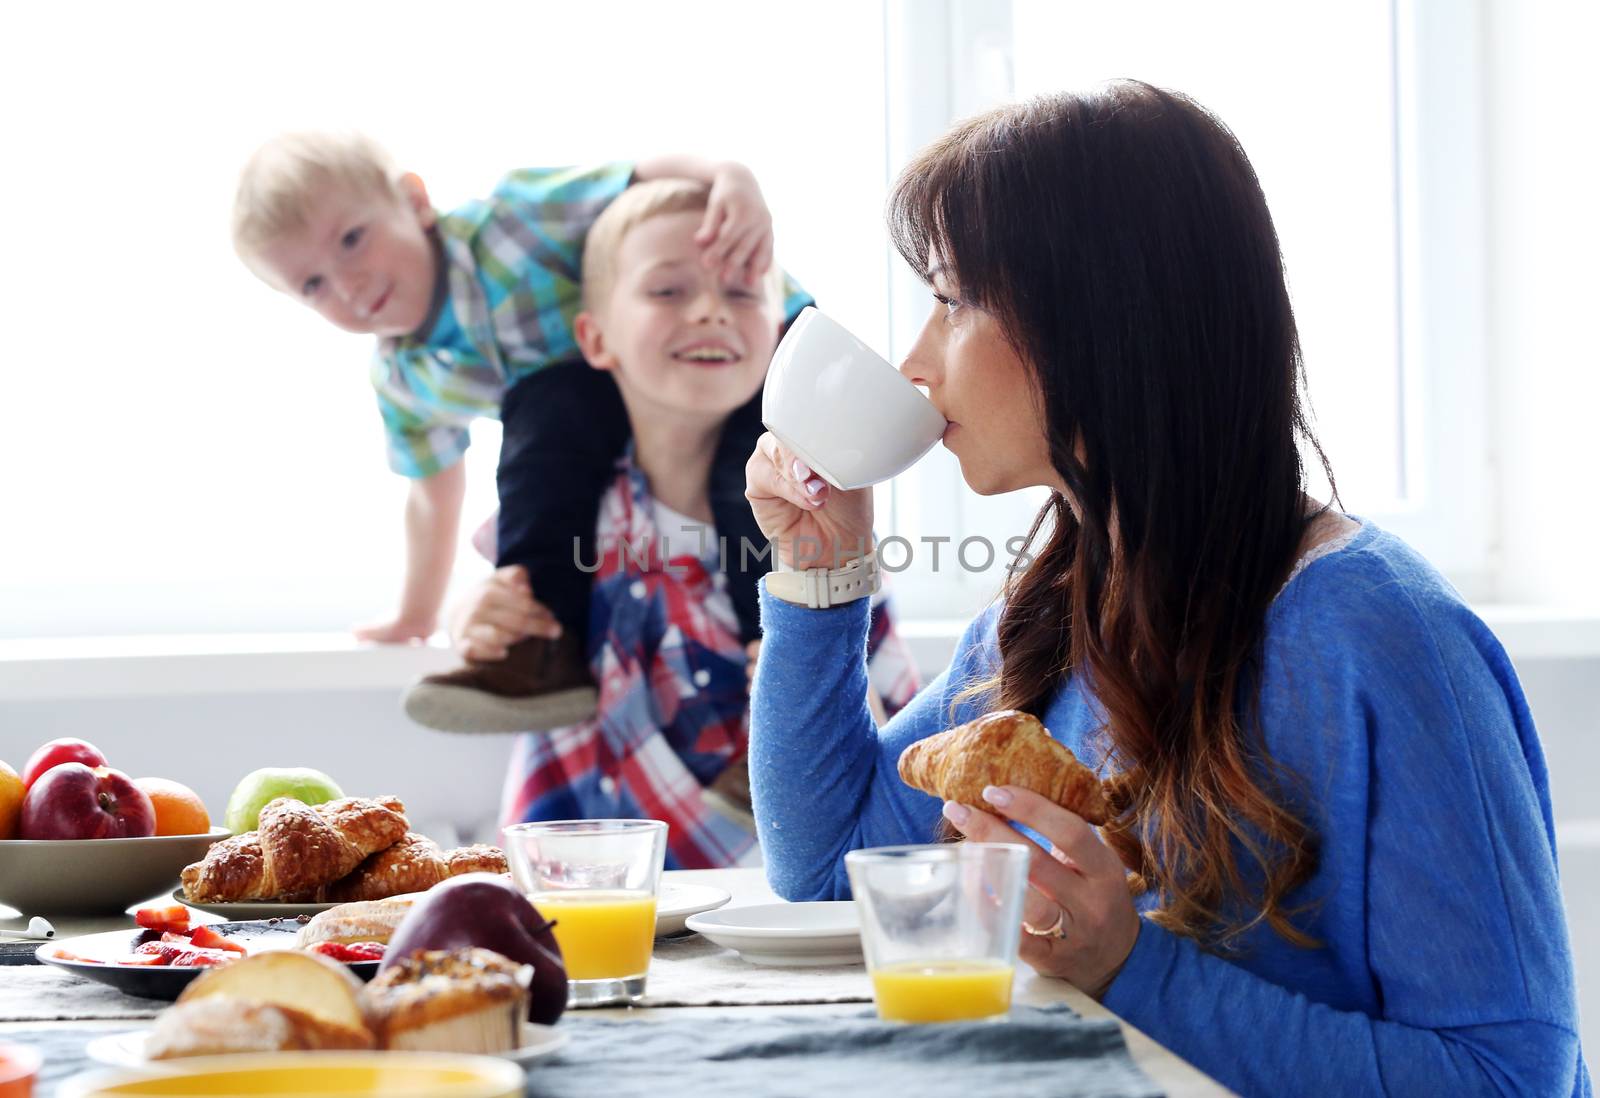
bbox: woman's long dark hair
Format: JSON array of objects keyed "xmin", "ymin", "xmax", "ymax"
[{"xmin": 891, "ymin": 82, "xmax": 1334, "ymax": 950}]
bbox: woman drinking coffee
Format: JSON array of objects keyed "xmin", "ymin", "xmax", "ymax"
[{"xmin": 744, "ymin": 82, "xmax": 1589, "ymax": 1098}]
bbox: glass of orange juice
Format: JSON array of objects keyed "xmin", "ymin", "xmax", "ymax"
[
  {"xmin": 502, "ymin": 819, "xmax": 668, "ymax": 1007},
  {"xmin": 845, "ymin": 842, "xmax": 1031, "ymax": 1023}
]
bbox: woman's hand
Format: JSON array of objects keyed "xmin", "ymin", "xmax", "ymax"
[
  {"xmin": 695, "ymin": 161, "xmax": 773, "ymax": 287},
  {"xmin": 745, "ymin": 432, "xmax": 875, "ymax": 569},
  {"xmin": 941, "ymin": 786, "xmax": 1140, "ymax": 999},
  {"xmin": 446, "ymin": 565, "xmax": 562, "ymax": 662}
]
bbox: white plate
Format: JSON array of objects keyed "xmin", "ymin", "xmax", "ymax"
[
  {"xmin": 172, "ymin": 888, "xmax": 341, "ymax": 921},
  {"xmin": 85, "ymin": 1021, "xmax": 569, "ymax": 1069},
  {"xmin": 654, "ymin": 882, "xmax": 732, "ymax": 937},
  {"xmin": 684, "ymin": 901, "xmax": 862, "ymax": 966}
]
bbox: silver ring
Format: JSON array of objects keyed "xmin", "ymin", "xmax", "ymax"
[{"xmin": 1023, "ymin": 907, "xmax": 1067, "ymax": 940}]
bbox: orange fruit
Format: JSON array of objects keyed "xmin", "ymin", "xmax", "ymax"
[
  {"xmin": 0, "ymin": 761, "xmax": 22, "ymax": 840},
  {"xmin": 135, "ymin": 777, "xmax": 211, "ymax": 836}
]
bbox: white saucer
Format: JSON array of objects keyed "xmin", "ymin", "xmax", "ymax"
[
  {"xmin": 85, "ymin": 1021, "xmax": 569, "ymax": 1068},
  {"xmin": 684, "ymin": 901, "xmax": 862, "ymax": 966},
  {"xmin": 171, "ymin": 888, "xmax": 339, "ymax": 921},
  {"xmin": 654, "ymin": 882, "xmax": 732, "ymax": 937}
]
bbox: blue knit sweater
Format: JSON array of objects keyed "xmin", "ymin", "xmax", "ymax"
[{"xmin": 750, "ymin": 521, "xmax": 1590, "ymax": 1097}]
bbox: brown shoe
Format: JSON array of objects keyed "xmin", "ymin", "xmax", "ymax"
[{"xmin": 402, "ymin": 634, "xmax": 598, "ymax": 734}]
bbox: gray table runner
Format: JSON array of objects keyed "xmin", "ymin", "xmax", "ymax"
[
  {"xmin": 0, "ymin": 969, "xmax": 167, "ymax": 1021},
  {"xmin": 11, "ymin": 1006, "xmax": 1164, "ymax": 1098},
  {"xmin": 0, "ymin": 934, "xmax": 874, "ymax": 1021}
]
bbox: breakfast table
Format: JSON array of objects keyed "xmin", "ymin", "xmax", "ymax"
[{"xmin": 0, "ymin": 867, "xmax": 1234, "ymax": 1096}]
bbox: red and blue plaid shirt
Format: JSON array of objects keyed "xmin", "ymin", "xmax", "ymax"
[{"xmin": 499, "ymin": 454, "xmax": 918, "ymax": 869}]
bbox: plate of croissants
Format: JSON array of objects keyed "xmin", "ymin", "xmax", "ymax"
[{"xmin": 171, "ymin": 794, "xmax": 509, "ymax": 920}]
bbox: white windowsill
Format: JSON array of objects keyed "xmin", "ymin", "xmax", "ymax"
[
  {"xmin": 0, "ymin": 604, "xmax": 1596, "ymax": 703},
  {"xmin": 1476, "ymin": 605, "xmax": 1600, "ymax": 661},
  {"xmin": 0, "ymin": 633, "xmax": 458, "ymax": 701}
]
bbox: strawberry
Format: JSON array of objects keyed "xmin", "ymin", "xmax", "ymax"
[
  {"xmin": 309, "ymin": 940, "xmax": 386, "ymax": 962},
  {"xmin": 164, "ymin": 945, "xmax": 232, "ymax": 967},
  {"xmin": 188, "ymin": 924, "xmax": 247, "ymax": 954},
  {"xmin": 131, "ymin": 940, "xmax": 231, "ymax": 966},
  {"xmin": 116, "ymin": 952, "xmax": 169, "ymax": 966},
  {"xmin": 134, "ymin": 905, "xmax": 191, "ymax": 933},
  {"xmin": 133, "ymin": 942, "xmax": 175, "ymax": 965}
]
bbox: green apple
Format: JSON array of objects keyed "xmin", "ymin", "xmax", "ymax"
[{"xmin": 224, "ymin": 767, "xmax": 344, "ymax": 834}]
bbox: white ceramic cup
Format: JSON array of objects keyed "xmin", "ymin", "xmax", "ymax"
[{"xmin": 761, "ymin": 307, "xmax": 948, "ymax": 490}]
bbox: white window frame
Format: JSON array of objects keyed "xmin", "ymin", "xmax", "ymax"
[
  {"xmin": 878, "ymin": 0, "xmax": 1496, "ymax": 622},
  {"xmin": 880, "ymin": 0, "xmax": 1032, "ymax": 622},
  {"xmin": 1382, "ymin": 0, "xmax": 1495, "ymax": 598}
]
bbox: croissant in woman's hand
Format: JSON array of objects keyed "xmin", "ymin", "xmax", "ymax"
[{"xmin": 897, "ymin": 710, "xmax": 1111, "ymax": 826}]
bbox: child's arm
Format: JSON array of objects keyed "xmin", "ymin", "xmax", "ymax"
[
  {"xmin": 353, "ymin": 462, "xmax": 466, "ymax": 644},
  {"xmin": 633, "ymin": 156, "xmax": 773, "ymax": 288}
]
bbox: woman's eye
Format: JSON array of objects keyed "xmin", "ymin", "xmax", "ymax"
[
  {"xmin": 648, "ymin": 286, "xmax": 681, "ymax": 298},
  {"xmin": 933, "ymin": 291, "xmax": 961, "ymax": 318},
  {"xmin": 341, "ymin": 226, "xmax": 365, "ymax": 249},
  {"xmin": 725, "ymin": 286, "xmax": 757, "ymax": 301},
  {"xmin": 301, "ymin": 275, "xmax": 323, "ymax": 298}
]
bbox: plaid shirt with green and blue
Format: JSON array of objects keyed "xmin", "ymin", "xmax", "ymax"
[{"xmin": 371, "ymin": 163, "xmax": 812, "ymax": 479}]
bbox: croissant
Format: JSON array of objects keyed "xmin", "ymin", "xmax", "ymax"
[
  {"xmin": 897, "ymin": 710, "xmax": 1111, "ymax": 826},
  {"xmin": 323, "ymin": 833, "xmax": 509, "ymax": 903},
  {"xmin": 180, "ymin": 796, "xmax": 410, "ymax": 903}
]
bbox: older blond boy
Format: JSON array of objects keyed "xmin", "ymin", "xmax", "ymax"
[{"xmin": 433, "ymin": 180, "xmax": 917, "ymax": 866}]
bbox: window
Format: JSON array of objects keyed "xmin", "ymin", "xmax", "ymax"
[
  {"xmin": 0, "ymin": 1, "xmax": 888, "ymax": 637},
  {"xmin": 882, "ymin": 0, "xmax": 1491, "ymax": 619}
]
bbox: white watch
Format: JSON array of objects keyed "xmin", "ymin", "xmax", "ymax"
[{"xmin": 764, "ymin": 555, "xmax": 880, "ymax": 609}]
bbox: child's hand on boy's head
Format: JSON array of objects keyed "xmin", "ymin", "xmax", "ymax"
[
  {"xmin": 694, "ymin": 162, "xmax": 774, "ymax": 289},
  {"xmin": 353, "ymin": 617, "xmax": 436, "ymax": 645},
  {"xmin": 448, "ymin": 565, "xmax": 562, "ymax": 662}
]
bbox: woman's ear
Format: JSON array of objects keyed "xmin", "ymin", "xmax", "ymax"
[
  {"xmin": 574, "ymin": 311, "xmax": 617, "ymax": 371},
  {"xmin": 398, "ymin": 172, "xmax": 436, "ymax": 229}
]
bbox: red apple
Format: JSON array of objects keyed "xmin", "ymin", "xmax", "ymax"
[
  {"xmin": 19, "ymin": 763, "xmax": 156, "ymax": 840},
  {"xmin": 21, "ymin": 738, "xmax": 109, "ymax": 790}
]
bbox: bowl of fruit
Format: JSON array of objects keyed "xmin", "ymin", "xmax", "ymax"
[{"xmin": 0, "ymin": 738, "xmax": 228, "ymax": 916}]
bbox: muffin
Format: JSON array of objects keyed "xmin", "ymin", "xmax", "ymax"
[{"xmin": 364, "ymin": 947, "xmax": 531, "ymax": 1054}]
